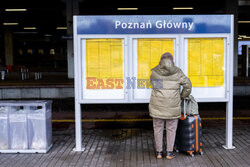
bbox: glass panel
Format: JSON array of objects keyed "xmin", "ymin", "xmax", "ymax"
[
  {"xmin": 137, "ymin": 38, "xmax": 175, "ymax": 80},
  {"xmin": 187, "ymin": 38, "xmax": 225, "ymax": 87},
  {"xmin": 85, "ymin": 39, "xmax": 123, "ymax": 89}
]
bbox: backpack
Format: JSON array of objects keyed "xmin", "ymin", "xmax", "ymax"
[{"xmin": 182, "ymin": 95, "xmax": 199, "ymax": 115}]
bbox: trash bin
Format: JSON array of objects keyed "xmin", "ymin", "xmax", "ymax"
[
  {"xmin": 0, "ymin": 100, "xmax": 52, "ymax": 153},
  {"xmin": 9, "ymin": 107, "xmax": 28, "ymax": 150},
  {"xmin": 27, "ymin": 106, "xmax": 51, "ymax": 150},
  {"xmin": 0, "ymin": 106, "xmax": 9, "ymax": 149}
]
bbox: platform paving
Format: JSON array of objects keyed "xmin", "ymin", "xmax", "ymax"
[{"xmin": 0, "ymin": 127, "xmax": 250, "ymax": 167}]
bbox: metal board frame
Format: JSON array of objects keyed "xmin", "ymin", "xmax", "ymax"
[
  {"xmin": 129, "ymin": 34, "xmax": 179, "ymax": 103},
  {"xmin": 73, "ymin": 15, "xmax": 235, "ymax": 151},
  {"xmin": 77, "ymin": 35, "xmax": 129, "ymax": 104},
  {"xmin": 181, "ymin": 34, "xmax": 230, "ymax": 102}
]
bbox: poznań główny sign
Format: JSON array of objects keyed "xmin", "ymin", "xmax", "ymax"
[{"xmin": 76, "ymin": 15, "xmax": 231, "ymax": 34}]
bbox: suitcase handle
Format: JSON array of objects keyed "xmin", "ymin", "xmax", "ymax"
[
  {"xmin": 183, "ymin": 100, "xmax": 186, "ymax": 117},
  {"xmin": 183, "ymin": 98, "xmax": 189, "ymax": 117}
]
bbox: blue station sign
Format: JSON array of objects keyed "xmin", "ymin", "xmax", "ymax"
[{"xmin": 76, "ymin": 15, "xmax": 231, "ymax": 34}]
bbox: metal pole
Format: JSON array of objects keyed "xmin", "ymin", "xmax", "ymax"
[
  {"xmin": 223, "ymin": 101, "xmax": 235, "ymax": 149},
  {"xmin": 73, "ymin": 14, "xmax": 84, "ymax": 152},
  {"xmin": 223, "ymin": 15, "xmax": 235, "ymax": 150},
  {"xmin": 223, "ymin": 52, "xmax": 235, "ymax": 149},
  {"xmin": 73, "ymin": 102, "xmax": 84, "ymax": 151}
]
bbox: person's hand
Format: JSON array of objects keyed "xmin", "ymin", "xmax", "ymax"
[{"xmin": 183, "ymin": 96, "xmax": 190, "ymax": 100}]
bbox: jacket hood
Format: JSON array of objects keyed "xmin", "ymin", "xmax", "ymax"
[{"xmin": 151, "ymin": 59, "xmax": 178, "ymax": 76}]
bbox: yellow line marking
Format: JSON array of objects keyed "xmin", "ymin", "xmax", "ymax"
[
  {"xmin": 52, "ymin": 117, "xmax": 250, "ymax": 123},
  {"xmin": 233, "ymin": 117, "xmax": 250, "ymax": 120},
  {"xmin": 202, "ymin": 118, "xmax": 226, "ymax": 120},
  {"xmin": 52, "ymin": 119, "xmax": 152, "ymax": 123}
]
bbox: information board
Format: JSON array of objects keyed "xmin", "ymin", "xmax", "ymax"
[
  {"xmin": 73, "ymin": 15, "xmax": 235, "ymax": 151},
  {"xmin": 75, "ymin": 15, "xmax": 233, "ymax": 103}
]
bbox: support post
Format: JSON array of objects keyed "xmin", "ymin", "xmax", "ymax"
[
  {"xmin": 223, "ymin": 101, "xmax": 235, "ymax": 149},
  {"xmin": 73, "ymin": 12, "xmax": 84, "ymax": 152},
  {"xmin": 223, "ymin": 14, "xmax": 235, "ymax": 150},
  {"xmin": 73, "ymin": 102, "xmax": 84, "ymax": 151}
]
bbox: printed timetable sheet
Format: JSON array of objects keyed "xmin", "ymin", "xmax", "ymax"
[
  {"xmin": 188, "ymin": 38, "xmax": 225, "ymax": 87},
  {"xmin": 86, "ymin": 39, "xmax": 123, "ymax": 89},
  {"xmin": 137, "ymin": 38, "xmax": 175, "ymax": 80}
]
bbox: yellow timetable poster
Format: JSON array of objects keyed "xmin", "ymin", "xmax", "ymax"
[
  {"xmin": 188, "ymin": 38, "xmax": 225, "ymax": 87},
  {"xmin": 137, "ymin": 39, "xmax": 174, "ymax": 80},
  {"xmin": 86, "ymin": 39, "xmax": 123, "ymax": 89}
]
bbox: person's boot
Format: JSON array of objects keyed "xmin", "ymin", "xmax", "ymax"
[
  {"xmin": 166, "ymin": 151, "xmax": 176, "ymax": 160},
  {"xmin": 156, "ymin": 152, "xmax": 163, "ymax": 159}
]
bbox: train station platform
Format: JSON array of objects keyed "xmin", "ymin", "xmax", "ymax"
[{"xmin": 0, "ymin": 127, "xmax": 249, "ymax": 167}]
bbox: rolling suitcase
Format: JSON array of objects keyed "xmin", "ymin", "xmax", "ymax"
[{"xmin": 175, "ymin": 99, "xmax": 203, "ymax": 157}]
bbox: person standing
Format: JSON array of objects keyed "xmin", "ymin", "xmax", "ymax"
[{"xmin": 149, "ymin": 52, "xmax": 192, "ymax": 159}]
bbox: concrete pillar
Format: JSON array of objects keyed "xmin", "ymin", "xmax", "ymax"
[
  {"xmin": 66, "ymin": 0, "xmax": 79, "ymax": 78},
  {"xmin": 4, "ymin": 30, "xmax": 14, "ymax": 66}
]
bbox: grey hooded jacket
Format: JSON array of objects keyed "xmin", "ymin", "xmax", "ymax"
[{"xmin": 149, "ymin": 58, "xmax": 192, "ymax": 119}]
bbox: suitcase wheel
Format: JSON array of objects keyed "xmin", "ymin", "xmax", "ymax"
[
  {"xmin": 187, "ymin": 151, "xmax": 194, "ymax": 157},
  {"xmin": 173, "ymin": 146, "xmax": 179, "ymax": 153}
]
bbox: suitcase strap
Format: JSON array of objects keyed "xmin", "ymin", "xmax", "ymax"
[{"xmin": 194, "ymin": 115, "xmax": 199, "ymax": 152}]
